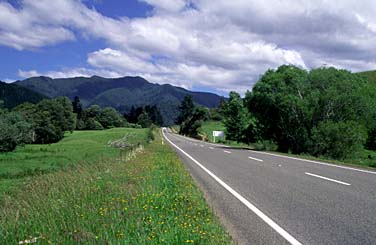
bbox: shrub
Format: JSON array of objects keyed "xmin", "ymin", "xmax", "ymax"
[
  {"xmin": 311, "ymin": 121, "xmax": 367, "ymax": 159},
  {"xmin": 254, "ymin": 140, "xmax": 278, "ymax": 151}
]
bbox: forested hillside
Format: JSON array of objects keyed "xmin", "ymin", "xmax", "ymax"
[
  {"xmin": 15, "ymin": 76, "xmax": 223, "ymax": 125},
  {"xmin": 0, "ymin": 81, "xmax": 47, "ymax": 109}
]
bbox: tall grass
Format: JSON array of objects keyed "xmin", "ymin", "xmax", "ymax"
[
  {"xmin": 0, "ymin": 130, "xmax": 232, "ymax": 244},
  {"xmin": 0, "ymin": 128, "xmax": 147, "ymax": 197}
]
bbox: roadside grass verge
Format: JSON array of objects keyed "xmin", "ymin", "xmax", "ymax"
[
  {"xmin": 200, "ymin": 120, "xmax": 376, "ymax": 169},
  {"xmin": 0, "ymin": 130, "xmax": 232, "ymax": 244},
  {"xmin": 0, "ymin": 128, "xmax": 147, "ymax": 197}
]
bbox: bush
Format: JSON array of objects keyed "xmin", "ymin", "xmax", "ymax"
[
  {"xmin": 254, "ymin": 140, "xmax": 278, "ymax": 151},
  {"xmin": 0, "ymin": 111, "xmax": 33, "ymax": 152},
  {"xmin": 85, "ymin": 118, "xmax": 104, "ymax": 130},
  {"xmin": 311, "ymin": 121, "xmax": 367, "ymax": 159}
]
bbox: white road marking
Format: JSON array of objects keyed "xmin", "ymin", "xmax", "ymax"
[
  {"xmin": 249, "ymin": 150, "xmax": 376, "ymax": 175},
  {"xmin": 209, "ymin": 147, "xmax": 215, "ymax": 150},
  {"xmin": 224, "ymin": 150, "xmax": 232, "ymax": 154},
  {"xmin": 305, "ymin": 172, "xmax": 351, "ymax": 186},
  {"xmin": 162, "ymin": 129, "xmax": 302, "ymax": 245},
  {"xmin": 194, "ymin": 143, "xmax": 198, "ymax": 146},
  {"xmin": 248, "ymin": 156, "xmax": 263, "ymax": 162},
  {"xmin": 200, "ymin": 145, "xmax": 205, "ymax": 147}
]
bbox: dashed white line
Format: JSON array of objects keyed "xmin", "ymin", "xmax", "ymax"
[
  {"xmin": 200, "ymin": 144, "xmax": 205, "ymax": 147},
  {"xmin": 248, "ymin": 156, "xmax": 263, "ymax": 162},
  {"xmin": 224, "ymin": 150, "xmax": 232, "ymax": 154},
  {"xmin": 162, "ymin": 129, "xmax": 302, "ymax": 245},
  {"xmin": 305, "ymin": 172, "xmax": 351, "ymax": 186},
  {"xmin": 209, "ymin": 147, "xmax": 215, "ymax": 150}
]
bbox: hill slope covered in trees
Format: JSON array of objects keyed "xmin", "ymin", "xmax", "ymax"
[
  {"xmin": 0, "ymin": 81, "xmax": 47, "ymax": 109},
  {"xmin": 15, "ymin": 76, "xmax": 223, "ymax": 125}
]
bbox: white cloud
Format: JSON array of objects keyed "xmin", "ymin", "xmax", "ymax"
[
  {"xmin": 139, "ymin": 0, "xmax": 187, "ymax": 12},
  {"xmin": 5, "ymin": 0, "xmax": 376, "ymax": 94}
]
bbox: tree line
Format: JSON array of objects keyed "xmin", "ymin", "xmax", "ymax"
[
  {"xmin": 0, "ymin": 96, "xmax": 164, "ymax": 152},
  {"xmin": 220, "ymin": 65, "xmax": 376, "ymax": 160}
]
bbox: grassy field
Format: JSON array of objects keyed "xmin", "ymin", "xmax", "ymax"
[
  {"xmin": 200, "ymin": 120, "xmax": 376, "ymax": 169},
  {"xmin": 0, "ymin": 129, "xmax": 232, "ymax": 244},
  {"xmin": 0, "ymin": 128, "xmax": 148, "ymax": 196}
]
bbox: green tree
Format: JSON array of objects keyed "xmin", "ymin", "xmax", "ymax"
[
  {"xmin": 0, "ymin": 110, "xmax": 33, "ymax": 152},
  {"xmin": 137, "ymin": 111, "xmax": 152, "ymax": 128},
  {"xmin": 246, "ymin": 65, "xmax": 311, "ymax": 152},
  {"xmin": 97, "ymin": 107, "xmax": 124, "ymax": 128},
  {"xmin": 222, "ymin": 92, "xmax": 249, "ymax": 143},
  {"xmin": 179, "ymin": 106, "xmax": 208, "ymax": 137},
  {"xmin": 311, "ymin": 121, "xmax": 367, "ymax": 159},
  {"xmin": 176, "ymin": 95, "xmax": 194, "ymax": 125}
]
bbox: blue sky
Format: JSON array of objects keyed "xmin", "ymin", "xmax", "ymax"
[{"xmin": 0, "ymin": 0, "xmax": 375, "ymax": 95}]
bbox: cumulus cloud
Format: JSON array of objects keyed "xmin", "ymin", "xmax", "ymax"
[{"xmin": 5, "ymin": 0, "xmax": 376, "ymax": 94}]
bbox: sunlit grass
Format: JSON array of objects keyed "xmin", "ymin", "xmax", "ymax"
[
  {"xmin": 0, "ymin": 128, "xmax": 147, "ymax": 197},
  {"xmin": 0, "ymin": 129, "xmax": 232, "ymax": 244}
]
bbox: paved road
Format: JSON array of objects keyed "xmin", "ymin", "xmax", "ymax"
[{"xmin": 162, "ymin": 128, "xmax": 376, "ymax": 245}]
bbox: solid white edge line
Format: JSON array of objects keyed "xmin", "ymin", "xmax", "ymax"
[
  {"xmin": 248, "ymin": 156, "xmax": 264, "ymax": 162},
  {"xmin": 224, "ymin": 150, "xmax": 232, "ymax": 154},
  {"xmin": 162, "ymin": 129, "xmax": 302, "ymax": 245},
  {"xmin": 305, "ymin": 172, "xmax": 351, "ymax": 186}
]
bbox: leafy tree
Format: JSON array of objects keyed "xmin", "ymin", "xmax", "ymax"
[
  {"xmin": 176, "ymin": 95, "xmax": 194, "ymax": 125},
  {"xmin": 97, "ymin": 107, "xmax": 124, "ymax": 128},
  {"xmin": 85, "ymin": 118, "xmax": 104, "ymax": 130},
  {"xmin": 137, "ymin": 111, "xmax": 152, "ymax": 128},
  {"xmin": 0, "ymin": 111, "xmax": 32, "ymax": 152},
  {"xmin": 15, "ymin": 97, "xmax": 76, "ymax": 144},
  {"xmin": 145, "ymin": 105, "xmax": 164, "ymax": 126},
  {"xmin": 179, "ymin": 106, "xmax": 208, "ymax": 137},
  {"xmin": 177, "ymin": 96, "xmax": 208, "ymax": 137},
  {"xmin": 86, "ymin": 105, "xmax": 101, "ymax": 118},
  {"xmin": 246, "ymin": 65, "xmax": 311, "ymax": 152},
  {"xmin": 222, "ymin": 92, "xmax": 249, "ymax": 143},
  {"xmin": 311, "ymin": 121, "xmax": 367, "ymax": 159}
]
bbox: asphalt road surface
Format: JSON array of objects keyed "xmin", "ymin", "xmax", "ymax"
[{"xmin": 162, "ymin": 128, "xmax": 376, "ymax": 245}]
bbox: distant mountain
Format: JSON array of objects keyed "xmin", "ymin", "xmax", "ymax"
[
  {"xmin": 15, "ymin": 76, "xmax": 223, "ymax": 125},
  {"xmin": 0, "ymin": 81, "xmax": 48, "ymax": 109}
]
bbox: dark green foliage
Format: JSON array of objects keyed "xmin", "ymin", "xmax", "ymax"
[
  {"xmin": 124, "ymin": 105, "xmax": 164, "ymax": 127},
  {"xmin": 97, "ymin": 107, "xmax": 125, "ymax": 128},
  {"xmin": 366, "ymin": 129, "xmax": 376, "ymax": 150},
  {"xmin": 16, "ymin": 76, "xmax": 223, "ymax": 125},
  {"xmin": 178, "ymin": 96, "xmax": 209, "ymax": 137},
  {"xmin": 222, "ymin": 92, "xmax": 249, "ymax": 143},
  {"xmin": 85, "ymin": 118, "xmax": 104, "ymax": 130},
  {"xmin": 138, "ymin": 112, "xmax": 152, "ymax": 128},
  {"xmin": 0, "ymin": 111, "xmax": 33, "ymax": 152},
  {"xmin": 0, "ymin": 81, "xmax": 47, "ymax": 109},
  {"xmin": 16, "ymin": 97, "xmax": 76, "ymax": 144},
  {"xmin": 244, "ymin": 65, "xmax": 376, "ymax": 159},
  {"xmin": 311, "ymin": 121, "xmax": 367, "ymax": 159},
  {"xmin": 176, "ymin": 95, "xmax": 194, "ymax": 125}
]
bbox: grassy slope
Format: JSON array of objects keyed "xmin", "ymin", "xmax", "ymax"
[
  {"xmin": 0, "ymin": 129, "xmax": 232, "ymax": 244},
  {"xmin": 0, "ymin": 128, "xmax": 147, "ymax": 196},
  {"xmin": 200, "ymin": 121, "xmax": 376, "ymax": 168}
]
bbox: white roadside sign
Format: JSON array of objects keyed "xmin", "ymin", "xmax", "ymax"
[{"xmin": 212, "ymin": 131, "xmax": 224, "ymax": 142}]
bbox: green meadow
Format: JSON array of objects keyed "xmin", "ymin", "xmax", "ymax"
[{"xmin": 0, "ymin": 128, "xmax": 232, "ymax": 244}]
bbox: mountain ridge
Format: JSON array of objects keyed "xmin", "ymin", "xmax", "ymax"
[{"xmin": 15, "ymin": 76, "xmax": 223, "ymax": 125}]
